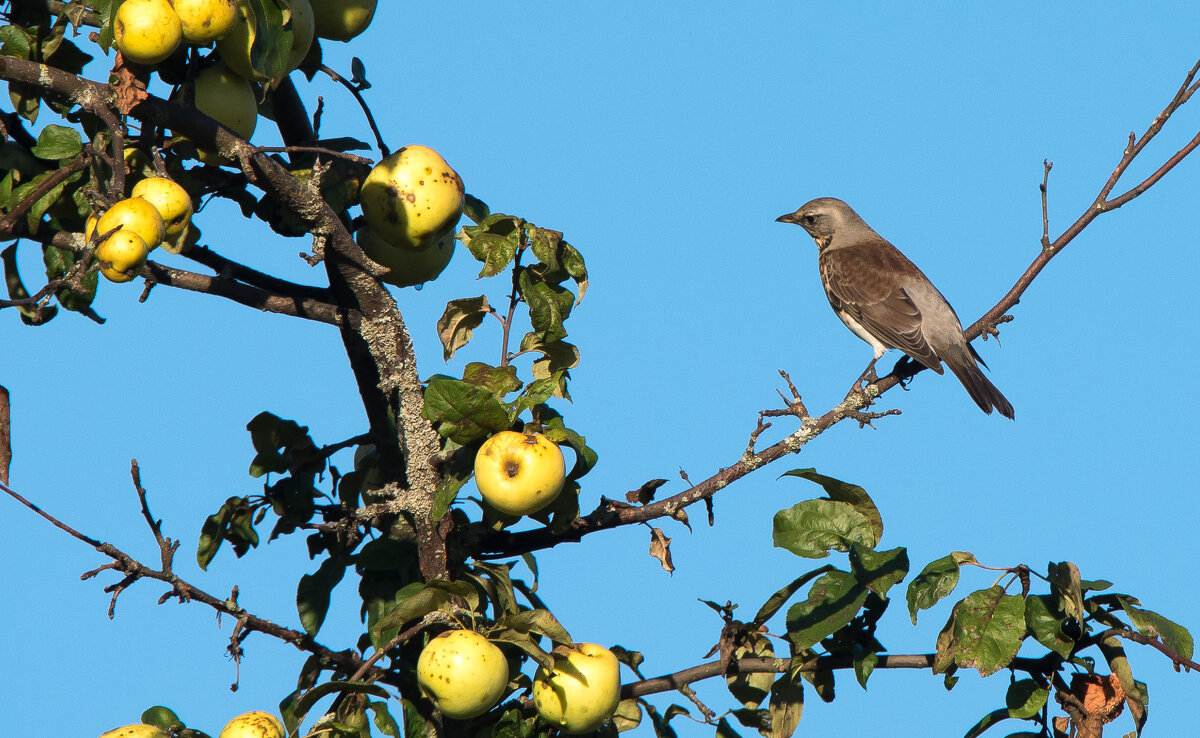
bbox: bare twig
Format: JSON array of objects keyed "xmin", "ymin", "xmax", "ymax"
[{"xmin": 316, "ymin": 64, "xmax": 389, "ymax": 156}]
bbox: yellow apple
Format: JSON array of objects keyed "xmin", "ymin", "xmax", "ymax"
[
  {"xmin": 310, "ymin": 0, "xmax": 377, "ymax": 41},
  {"xmin": 217, "ymin": 711, "xmax": 284, "ymax": 738},
  {"xmin": 192, "ymin": 63, "xmax": 258, "ymax": 142},
  {"xmin": 97, "ymin": 725, "xmax": 168, "ymax": 738},
  {"xmin": 94, "ymin": 197, "xmax": 166, "ymax": 251},
  {"xmin": 356, "ymin": 225, "xmax": 454, "ymax": 287},
  {"xmin": 417, "ymin": 630, "xmax": 509, "ymax": 719},
  {"xmin": 173, "ymin": 0, "xmax": 239, "ymax": 44},
  {"xmin": 474, "ymin": 431, "xmax": 565, "ymax": 516},
  {"xmin": 114, "ymin": 0, "xmax": 183, "ymax": 65},
  {"xmin": 96, "ymin": 230, "xmax": 150, "ymax": 283},
  {"xmin": 131, "ymin": 177, "xmax": 193, "ymax": 237},
  {"xmin": 216, "ymin": 0, "xmax": 313, "ymax": 81},
  {"xmin": 533, "ymin": 643, "xmax": 622, "ymax": 734},
  {"xmin": 359, "ymin": 145, "xmax": 464, "ymax": 249}
]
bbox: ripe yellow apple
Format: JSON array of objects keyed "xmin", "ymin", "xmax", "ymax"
[
  {"xmin": 356, "ymin": 225, "xmax": 454, "ymax": 287},
  {"xmin": 310, "ymin": 0, "xmax": 377, "ymax": 41},
  {"xmin": 474, "ymin": 431, "xmax": 565, "ymax": 516},
  {"xmin": 533, "ymin": 643, "xmax": 622, "ymax": 734},
  {"xmin": 97, "ymin": 725, "xmax": 168, "ymax": 738},
  {"xmin": 216, "ymin": 0, "xmax": 313, "ymax": 81},
  {"xmin": 359, "ymin": 145, "xmax": 464, "ymax": 249},
  {"xmin": 192, "ymin": 63, "xmax": 258, "ymax": 141},
  {"xmin": 417, "ymin": 630, "xmax": 509, "ymax": 719},
  {"xmin": 114, "ymin": 0, "xmax": 183, "ymax": 65},
  {"xmin": 94, "ymin": 197, "xmax": 166, "ymax": 251},
  {"xmin": 217, "ymin": 711, "xmax": 284, "ymax": 738},
  {"xmin": 173, "ymin": 0, "xmax": 239, "ymax": 44},
  {"xmin": 96, "ymin": 230, "xmax": 150, "ymax": 283},
  {"xmin": 131, "ymin": 177, "xmax": 193, "ymax": 237}
]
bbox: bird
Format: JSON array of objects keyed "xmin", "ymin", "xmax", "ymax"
[{"xmin": 776, "ymin": 197, "xmax": 1014, "ymax": 419}]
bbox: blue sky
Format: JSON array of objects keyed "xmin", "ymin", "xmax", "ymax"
[{"xmin": 3, "ymin": 3, "xmax": 1199, "ymax": 736}]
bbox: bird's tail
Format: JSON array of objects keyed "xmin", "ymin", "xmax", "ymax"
[{"xmin": 944, "ymin": 352, "xmax": 1015, "ymax": 419}]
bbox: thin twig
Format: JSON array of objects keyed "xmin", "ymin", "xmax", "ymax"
[{"xmin": 317, "ymin": 65, "xmax": 389, "ymax": 156}]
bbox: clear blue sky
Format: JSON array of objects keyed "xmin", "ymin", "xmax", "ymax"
[{"xmin": 4, "ymin": 3, "xmax": 1199, "ymax": 736}]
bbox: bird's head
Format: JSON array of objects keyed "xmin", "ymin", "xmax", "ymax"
[{"xmin": 776, "ymin": 197, "xmax": 869, "ymax": 246}]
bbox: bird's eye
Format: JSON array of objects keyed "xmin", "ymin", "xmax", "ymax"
[{"xmin": 803, "ymin": 215, "xmax": 816, "ymax": 224}]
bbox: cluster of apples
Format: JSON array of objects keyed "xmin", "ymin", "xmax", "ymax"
[
  {"xmin": 355, "ymin": 144, "xmax": 465, "ymax": 287},
  {"xmin": 112, "ymin": 0, "xmax": 376, "ymax": 158},
  {"xmin": 88, "ymin": 176, "xmax": 193, "ymax": 282},
  {"xmin": 99, "ymin": 710, "xmax": 283, "ymax": 738},
  {"xmin": 418, "ymin": 631, "xmax": 622, "ymax": 734}
]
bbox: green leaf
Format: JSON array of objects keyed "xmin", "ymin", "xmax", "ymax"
[
  {"xmin": 785, "ymin": 570, "xmax": 870, "ymax": 651},
  {"xmin": 283, "ymin": 681, "xmax": 391, "ymax": 731},
  {"xmin": 772, "ymin": 499, "xmax": 875, "ymax": 559},
  {"xmin": 1024, "ymin": 593, "xmax": 1075, "ymax": 658},
  {"xmin": 961, "ymin": 709, "xmax": 1010, "ymax": 738},
  {"xmin": 1047, "ymin": 561, "xmax": 1085, "ymax": 622},
  {"xmin": 906, "ymin": 552, "xmax": 971, "ymax": 624},
  {"xmin": 752, "ymin": 566, "xmax": 837, "ymax": 626},
  {"xmin": 470, "ymin": 560, "xmax": 518, "ymax": 617},
  {"xmin": 246, "ymin": 0, "xmax": 293, "ymax": 83},
  {"xmin": 932, "ymin": 586, "xmax": 1026, "ymax": 677},
  {"xmin": 460, "ymin": 214, "xmax": 521, "ymax": 276},
  {"xmin": 538, "ymin": 415, "xmax": 598, "ymax": 482},
  {"xmin": 462, "ymin": 193, "xmax": 489, "ymax": 224},
  {"xmin": 140, "ymin": 706, "xmax": 183, "ymax": 732},
  {"xmin": 372, "ymin": 579, "xmax": 477, "ymax": 635},
  {"xmin": 848, "ymin": 544, "xmax": 908, "ymax": 598},
  {"xmin": 297, "ymin": 556, "xmax": 346, "ymax": 635},
  {"xmin": 436, "ymin": 295, "xmax": 491, "ymax": 360},
  {"xmin": 519, "ymin": 269, "xmax": 574, "ymax": 342},
  {"xmin": 30, "ymin": 125, "xmax": 82, "ymax": 160},
  {"xmin": 1005, "ymin": 678, "xmax": 1049, "ymax": 719},
  {"xmin": 196, "ymin": 496, "xmax": 259, "ymax": 569},
  {"xmin": 768, "ymin": 663, "xmax": 804, "ymax": 738},
  {"xmin": 3, "ymin": 243, "xmax": 57, "ymax": 326},
  {"xmin": 725, "ymin": 634, "xmax": 775, "ymax": 708},
  {"xmin": 366, "ymin": 701, "xmax": 401, "ymax": 738},
  {"xmin": 461, "ymin": 361, "xmax": 522, "ymax": 399},
  {"xmin": 1116, "ymin": 597, "xmax": 1194, "ymax": 661},
  {"xmin": 493, "ymin": 608, "xmax": 573, "ymax": 645},
  {"xmin": 421, "ymin": 376, "xmax": 511, "ymax": 444},
  {"xmin": 779, "ymin": 468, "xmax": 883, "ymax": 543},
  {"xmin": 852, "ymin": 645, "xmax": 877, "ymax": 690}
]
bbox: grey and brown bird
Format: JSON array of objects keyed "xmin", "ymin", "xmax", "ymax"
[{"xmin": 776, "ymin": 197, "xmax": 1014, "ymax": 419}]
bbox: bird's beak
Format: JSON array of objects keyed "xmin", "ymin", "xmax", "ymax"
[{"xmin": 776, "ymin": 212, "xmax": 799, "ymax": 224}]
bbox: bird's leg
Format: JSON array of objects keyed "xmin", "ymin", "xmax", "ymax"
[{"xmin": 852, "ymin": 357, "xmax": 880, "ymax": 392}]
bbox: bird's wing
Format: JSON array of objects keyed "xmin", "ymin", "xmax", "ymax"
[{"xmin": 819, "ymin": 239, "xmax": 943, "ymax": 372}]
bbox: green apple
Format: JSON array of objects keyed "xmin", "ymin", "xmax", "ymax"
[
  {"xmin": 192, "ymin": 63, "xmax": 258, "ymax": 140},
  {"xmin": 355, "ymin": 225, "xmax": 454, "ymax": 287},
  {"xmin": 310, "ymin": 0, "xmax": 377, "ymax": 41},
  {"xmin": 359, "ymin": 145, "xmax": 464, "ymax": 249},
  {"xmin": 114, "ymin": 0, "xmax": 183, "ymax": 65},
  {"xmin": 533, "ymin": 643, "xmax": 622, "ymax": 734},
  {"xmin": 417, "ymin": 630, "xmax": 509, "ymax": 719},
  {"xmin": 217, "ymin": 711, "xmax": 284, "ymax": 738},
  {"xmin": 216, "ymin": 0, "xmax": 313, "ymax": 81},
  {"xmin": 474, "ymin": 431, "xmax": 565, "ymax": 517}
]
